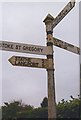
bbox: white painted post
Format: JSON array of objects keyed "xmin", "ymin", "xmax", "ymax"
[{"xmin": 43, "ymin": 14, "xmax": 56, "ymax": 118}]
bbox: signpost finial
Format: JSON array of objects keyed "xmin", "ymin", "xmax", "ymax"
[
  {"xmin": 43, "ymin": 14, "xmax": 54, "ymax": 33},
  {"xmin": 43, "ymin": 13, "xmax": 54, "ymax": 24}
]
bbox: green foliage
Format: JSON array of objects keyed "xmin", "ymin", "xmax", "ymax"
[
  {"xmin": 30, "ymin": 107, "xmax": 47, "ymax": 118},
  {"xmin": 57, "ymin": 96, "xmax": 80, "ymax": 118},
  {"xmin": 1, "ymin": 96, "xmax": 80, "ymax": 119},
  {"xmin": 2, "ymin": 100, "xmax": 33, "ymax": 119},
  {"xmin": 0, "ymin": 108, "xmax": 2, "ymax": 119}
]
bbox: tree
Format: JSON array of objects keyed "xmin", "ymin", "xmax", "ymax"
[
  {"xmin": 57, "ymin": 96, "xmax": 80, "ymax": 118},
  {"xmin": 2, "ymin": 100, "xmax": 33, "ymax": 119},
  {"xmin": 1, "ymin": 96, "xmax": 80, "ymax": 119},
  {"xmin": 41, "ymin": 97, "xmax": 48, "ymax": 108}
]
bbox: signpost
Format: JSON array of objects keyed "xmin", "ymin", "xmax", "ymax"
[
  {"xmin": 9, "ymin": 56, "xmax": 53, "ymax": 69},
  {"xmin": 53, "ymin": 37, "xmax": 80, "ymax": 55},
  {"xmin": 43, "ymin": 14, "xmax": 56, "ymax": 118},
  {"xmin": 0, "ymin": 41, "xmax": 52, "ymax": 55},
  {"xmin": 52, "ymin": 0, "xmax": 75, "ymax": 29},
  {"xmin": 1, "ymin": 0, "xmax": 80, "ymax": 119},
  {"xmin": 43, "ymin": 0, "xmax": 77, "ymax": 118}
]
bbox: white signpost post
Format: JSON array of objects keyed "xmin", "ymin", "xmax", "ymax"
[
  {"xmin": 43, "ymin": 0, "xmax": 79, "ymax": 119},
  {"xmin": 1, "ymin": 0, "xmax": 80, "ymax": 119}
]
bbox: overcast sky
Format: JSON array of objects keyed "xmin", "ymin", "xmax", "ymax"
[{"xmin": 0, "ymin": 1, "xmax": 80, "ymax": 108}]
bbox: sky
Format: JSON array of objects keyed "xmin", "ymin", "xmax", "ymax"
[{"xmin": 0, "ymin": 1, "xmax": 80, "ymax": 108}]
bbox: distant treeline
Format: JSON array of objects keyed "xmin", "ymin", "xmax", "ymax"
[{"xmin": 1, "ymin": 96, "xmax": 80, "ymax": 119}]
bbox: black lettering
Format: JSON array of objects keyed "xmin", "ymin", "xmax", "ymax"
[
  {"xmin": 0, "ymin": 43, "xmax": 2, "ymax": 48},
  {"xmin": 69, "ymin": 2, "xmax": 72, "ymax": 8},
  {"xmin": 40, "ymin": 48, "xmax": 43, "ymax": 52},
  {"xmin": 15, "ymin": 45, "xmax": 18, "ymax": 49},
  {"xmin": 3, "ymin": 43, "xmax": 14, "ymax": 49},
  {"xmin": 23, "ymin": 46, "xmax": 26, "ymax": 50},
  {"xmin": 6, "ymin": 44, "xmax": 10, "ymax": 48},
  {"xmin": 11, "ymin": 44, "xmax": 13, "ymax": 49},
  {"xmin": 28, "ymin": 47, "xmax": 31, "ymax": 51},
  {"xmin": 23, "ymin": 46, "xmax": 43, "ymax": 53},
  {"xmin": 19, "ymin": 45, "xmax": 21, "ymax": 50},
  {"xmin": 34, "ymin": 47, "xmax": 37, "ymax": 51},
  {"xmin": 15, "ymin": 45, "xmax": 21, "ymax": 50},
  {"xmin": 15, "ymin": 57, "xmax": 39, "ymax": 67}
]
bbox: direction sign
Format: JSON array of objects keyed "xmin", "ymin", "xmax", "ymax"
[
  {"xmin": 52, "ymin": 0, "xmax": 75, "ymax": 29},
  {"xmin": 53, "ymin": 37, "xmax": 80, "ymax": 55},
  {"xmin": 8, "ymin": 56, "xmax": 53, "ymax": 69},
  {"xmin": 0, "ymin": 41, "xmax": 52, "ymax": 55}
]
